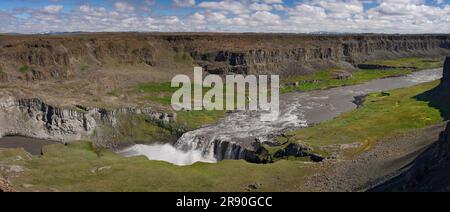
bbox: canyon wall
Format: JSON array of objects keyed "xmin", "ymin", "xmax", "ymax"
[
  {"xmin": 0, "ymin": 33, "xmax": 449, "ymax": 81},
  {"xmin": 0, "ymin": 92, "xmax": 175, "ymax": 147},
  {"xmin": 440, "ymin": 56, "xmax": 450, "ymax": 90}
]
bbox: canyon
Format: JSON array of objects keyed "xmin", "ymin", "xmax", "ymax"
[
  {"xmin": 1, "ymin": 33, "xmax": 450, "ymax": 83},
  {"xmin": 0, "ymin": 33, "xmax": 449, "ymax": 162},
  {"xmin": 1, "ymin": 33, "xmax": 450, "ymax": 191}
]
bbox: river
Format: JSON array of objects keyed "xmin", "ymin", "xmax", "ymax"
[
  {"xmin": 0, "ymin": 136, "xmax": 56, "ymax": 155},
  {"xmin": 120, "ymin": 68, "xmax": 443, "ymax": 166}
]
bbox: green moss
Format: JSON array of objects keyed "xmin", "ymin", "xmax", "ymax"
[{"xmin": 18, "ymin": 65, "xmax": 30, "ymax": 73}]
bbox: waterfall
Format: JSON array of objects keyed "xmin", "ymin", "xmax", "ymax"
[{"xmin": 173, "ymin": 103, "xmax": 309, "ymax": 162}]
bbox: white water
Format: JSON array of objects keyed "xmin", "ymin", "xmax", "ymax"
[
  {"xmin": 119, "ymin": 144, "xmax": 216, "ymax": 166},
  {"xmin": 120, "ymin": 68, "xmax": 443, "ymax": 166}
]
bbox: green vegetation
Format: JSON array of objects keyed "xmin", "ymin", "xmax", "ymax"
[
  {"xmin": 282, "ymin": 57, "xmax": 444, "ymax": 93},
  {"xmin": 363, "ymin": 57, "xmax": 444, "ymax": 70},
  {"xmin": 135, "ymin": 82, "xmax": 226, "ymax": 129},
  {"xmin": 176, "ymin": 110, "xmax": 226, "ymax": 130},
  {"xmin": 136, "ymin": 82, "xmax": 179, "ymax": 105},
  {"xmin": 79, "ymin": 64, "xmax": 90, "ymax": 71},
  {"xmin": 18, "ymin": 65, "xmax": 30, "ymax": 73},
  {"xmin": 282, "ymin": 69, "xmax": 412, "ymax": 93},
  {"xmin": 136, "ymin": 82, "xmax": 252, "ymax": 129},
  {"xmin": 94, "ymin": 114, "xmax": 177, "ymax": 148},
  {"xmin": 132, "ymin": 57, "xmax": 445, "ymax": 138},
  {"xmin": 174, "ymin": 52, "xmax": 193, "ymax": 65},
  {"xmin": 287, "ymin": 81, "xmax": 447, "ymax": 156},
  {"xmin": 0, "ymin": 142, "xmax": 315, "ymax": 192},
  {"xmin": 0, "ymin": 57, "xmax": 447, "ymax": 191}
]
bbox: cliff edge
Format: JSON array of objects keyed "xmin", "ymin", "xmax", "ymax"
[
  {"xmin": 372, "ymin": 57, "xmax": 450, "ymax": 192},
  {"xmin": 0, "ymin": 33, "xmax": 449, "ymax": 82},
  {"xmin": 440, "ymin": 56, "xmax": 450, "ymax": 92}
]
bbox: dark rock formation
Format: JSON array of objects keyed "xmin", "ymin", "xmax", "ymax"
[
  {"xmin": 213, "ymin": 140, "xmax": 271, "ymax": 163},
  {"xmin": 274, "ymin": 143, "xmax": 324, "ymax": 162},
  {"xmin": 440, "ymin": 56, "xmax": 450, "ymax": 90},
  {"xmin": 357, "ymin": 64, "xmax": 416, "ymax": 70}
]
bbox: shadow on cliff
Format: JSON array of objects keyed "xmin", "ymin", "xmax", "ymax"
[
  {"xmin": 414, "ymin": 57, "xmax": 450, "ymax": 120},
  {"xmin": 414, "ymin": 87, "xmax": 450, "ymax": 121}
]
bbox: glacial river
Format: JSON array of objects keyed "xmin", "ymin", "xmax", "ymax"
[{"xmin": 120, "ymin": 68, "xmax": 443, "ymax": 166}]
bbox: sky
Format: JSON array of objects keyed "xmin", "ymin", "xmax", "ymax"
[{"xmin": 0, "ymin": 0, "xmax": 449, "ymax": 34}]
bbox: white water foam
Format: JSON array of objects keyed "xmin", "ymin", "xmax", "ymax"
[{"xmin": 119, "ymin": 144, "xmax": 216, "ymax": 166}]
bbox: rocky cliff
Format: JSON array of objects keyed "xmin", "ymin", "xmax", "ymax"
[
  {"xmin": 372, "ymin": 57, "xmax": 450, "ymax": 192},
  {"xmin": 0, "ymin": 33, "xmax": 449, "ymax": 81},
  {"xmin": 440, "ymin": 56, "xmax": 450, "ymax": 90},
  {"xmin": 0, "ymin": 92, "xmax": 175, "ymax": 148}
]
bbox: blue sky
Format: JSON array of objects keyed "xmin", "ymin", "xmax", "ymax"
[{"xmin": 0, "ymin": 0, "xmax": 449, "ymax": 33}]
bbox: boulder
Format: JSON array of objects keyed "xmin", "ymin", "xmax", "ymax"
[{"xmin": 333, "ymin": 70, "xmax": 353, "ymax": 80}]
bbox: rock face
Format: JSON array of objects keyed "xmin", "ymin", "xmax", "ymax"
[
  {"xmin": 0, "ymin": 178, "xmax": 13, "ymax": 192},
  {"xmin": 440, "ymin": 56, "xmax": 450, "ymax": 90},
  {"xmin": 0, "ymin": 92, "xmax": 175, "ymax": 146},
  {"xmin": 0, "ymin": 33, "xmax": 449, "ymax": 81}
]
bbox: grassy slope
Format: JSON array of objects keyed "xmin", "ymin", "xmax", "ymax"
[
  {"xmin": 281, "ymin": 69, "xmax": 412, "ymax": 93},
  {"xmin": 288, "ymin": 81, "xmax": 447, "ymax": 156},
  {"xmin": 363, "ymin": 57, "xmax": 444, "ymax": 70},
  {"xmin": 1, "ymin": 143, "xmax": 314, "ymax": 192},
  {"xmin": 281, "ymin": 57, "xmax": 443, "ymax": 93}
]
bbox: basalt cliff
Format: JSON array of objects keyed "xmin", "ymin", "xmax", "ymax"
[
  {"xmin": 0, "ymin": 33, "xmax": 449, "ymax": 82},
  {"xmin": 372, "ymin": 57, "xmax": 450, "ymax": 192},
  {"xmin": 0, "ymin": 92, "xmax": 176, "ymax": 148}
]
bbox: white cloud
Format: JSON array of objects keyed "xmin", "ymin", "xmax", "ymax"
[
  {"xmin": 198, "ymin": 1, "xmax": 249, "ymax": 14},
  {"xmin": 42, "ymin": 5, "xmax": 64, "ymax": 13},
  {"xmin": 249, "ymin": 3, "xmax": 273, "ymax": 11},
  {"xmin": 173, "ymin": 0, "xmax": 196, "ymax": 7},
  {"xmin": 114, "ymin": 2, "xmax": 135, "ymax": 12},
  {"xmin": 1, "ymin": 0, "xmax": 450, "ymax": 34}
]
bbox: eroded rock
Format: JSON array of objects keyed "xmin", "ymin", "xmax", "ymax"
[{"xmin": 0, "ymin": 92, "xmax": 175, "ymax": 147}]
